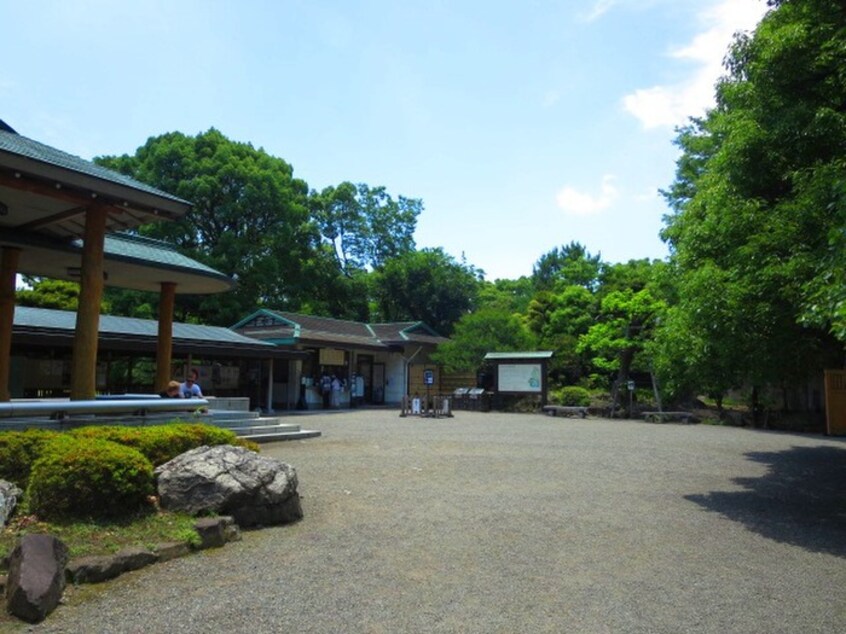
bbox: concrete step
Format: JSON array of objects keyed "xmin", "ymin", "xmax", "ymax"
[
  {"xmin": 208, "ymin": 409, "xmax": 261, "ymax": 422},
  {"xmin": 239, "ymin": 429, "xmax": 323, "ymax": 443},
  {"xmin": 213, "ymin": 416, "xmax": 322, "ymax": 443}
]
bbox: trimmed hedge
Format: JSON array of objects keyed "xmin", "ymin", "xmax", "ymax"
[
  {"xmin": 69, "ymin": 423, "xmax": 254, "ymax": 466},
  {"xmin": 551, "ymin": 386, "xmax": 591, "ymax": 407},
  {"xmin": 26, "ymin": 435, "xmax": 155, "ymax": 520},
  {"xmin": 0, "ymin": 429, "xmax": 60, "ymax": 487}
]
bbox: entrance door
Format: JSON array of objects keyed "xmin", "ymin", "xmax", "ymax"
[
  {"xmin": 357, "ymin": 356, "xmax": 372, "ymax": 403},
  {"xmin": 373, "ymin": 363, "xmax": 385, "ymax": 404}
]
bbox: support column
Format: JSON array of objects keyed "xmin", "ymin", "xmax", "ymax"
[
  {"xmin": 70, "ymin": 205, "xmax": 108, "ymax": 400},
  {"xmin": 266, "ymin": 358, "xmax": 274, "ymax": 414},
  {"xmin": 155, "ymin": 281, "xmax": 177, "ymax": 392},
  {"xmin": 0, "ymin": 247, "xmax": 21, "ymax": 402}
]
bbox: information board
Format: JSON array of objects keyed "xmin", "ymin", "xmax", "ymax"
[{"xmin": 497, "ymin": 364, "xmax": 542, "ymax": 393}]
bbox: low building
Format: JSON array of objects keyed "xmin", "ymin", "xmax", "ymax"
[{"xmin": 231, "ymin": 309, "xmax": 447, "ymax": 409}]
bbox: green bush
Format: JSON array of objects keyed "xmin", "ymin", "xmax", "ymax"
[
  {"xmin": 26, "ymin": 435, "xmax": 154, "ymax": 521},
  {"xmin": 70, "ymin": 423, "xmax": 250, "ymax": 466},
  {"xmin": 0, "ymin": 429, "xmax": 60, "ymax": 487},
  {"xmin": 551, "ymin": 386, "xmax": 591, "ymax": 407}
]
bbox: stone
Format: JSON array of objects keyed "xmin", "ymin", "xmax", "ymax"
[
  {"xmin": 66, "ymin": 548, "xmax": 158, "ymax": 585},
  {"xmin": 153, "ymin": 541, "xmax": 192, "ymax": 562},
  {"xmin": 5, "ymin": 533, "xmax": 69, "ymax": 624},
  {"xmin": 155, "ymin": 445, "xmax": 303, "ymax": 527},
  {"xmin": 0, "ymin": 480, "xmax": 22, "ymax": 528},
  {"xmin": 194, "ymin": 516, "xmax": 241, "ymax": 549},
  {"xmin": 66, "ymin": 555, "xmax": 124, "ymax": 585}
]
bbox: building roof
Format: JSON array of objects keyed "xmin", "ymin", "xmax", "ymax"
[
  {"xmin": 0, "ymin": 125, "xmax": 191, "ymax": 241},
  {"xmin": 484, "ymin": 351, "xmax": 554, "ymax": 361},
  {"xmin": 0, "ymin": 122, "xmax": 232, "ymax": 293},
  {"xmin": 232, "ymin": 309, "xmax": 448, "ymax": 351},
  {"xmin": 12, "ymin": 306, "xmax": 304, "ymax": 359}
]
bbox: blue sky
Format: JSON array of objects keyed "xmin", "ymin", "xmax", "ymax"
[{"xmin": 2, "ymin": 0, "xmax": 767, "ymax": 281}]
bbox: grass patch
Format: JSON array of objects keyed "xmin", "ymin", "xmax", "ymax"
[{"xmin": 1, "ymin": 509, "xmax": 200, "ymax": 562}]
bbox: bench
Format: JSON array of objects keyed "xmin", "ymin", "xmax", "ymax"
[
  {"xmin": 542, "ymin": 405, "xmax": 589, "ymax": 418},
  {"xmin": 642, "ymin": 411, "xmax": 695, "ymax": 424}
]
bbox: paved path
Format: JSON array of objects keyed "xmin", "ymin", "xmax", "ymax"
[{"xmin": 13, "ymin": 411, "xmax": 846, "ymax": 633}]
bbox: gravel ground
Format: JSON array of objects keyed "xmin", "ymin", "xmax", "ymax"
[{"xmin": 6, "ymin": 410, "xmax": 846, "ymax": 634}]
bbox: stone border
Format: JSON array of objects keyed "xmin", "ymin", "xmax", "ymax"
[{"xmin": 2, "ymin": 516, "xmax": 241, "ymax": 623}]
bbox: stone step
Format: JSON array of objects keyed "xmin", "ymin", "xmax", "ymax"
[
  {"xmin": 239, "ymin": 429, "xmax": 323, "ymax": 443},
  {"xmin": 208, "ymin": 409, "xmax": 261, "ymax": 422}
]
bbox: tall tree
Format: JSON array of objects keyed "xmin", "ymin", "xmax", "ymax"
[
  {"xmin": 96, "ymin": 129, "xmax": 318, "ymax": 326},
  {"xmin": 370, "ymin": 248, "xmax": 483, "ymax": 335},
  {"xmin": 660, "ymin": 0, "xmax": 846, "ymax": 414},
  {"xmin": 311, "ymin": 182, "xmax": 421, "ymax": 276},
  {"xmin": 531, "ymin": 242, "xmax": 603, "ymax": 292}
]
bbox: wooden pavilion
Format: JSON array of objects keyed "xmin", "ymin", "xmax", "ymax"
[{"xmin": 0, "ymin": 120, "xmax": 233, "ymax": 401}]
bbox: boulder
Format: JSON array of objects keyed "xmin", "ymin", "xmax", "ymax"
[
  {"xmin": 0, "ymin": 480, "xmax": 22, "ymax": 528},
  {"xmin": 155, "ymin": 445, "xmax": 303, "ymax": 527},
  {"xmin": 5, "ymin": 533, "xmax": 69, "ymax": 623}
]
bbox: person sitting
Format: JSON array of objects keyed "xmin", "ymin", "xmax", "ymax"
[
  {"xmin": 180, "ymin": 370, "xmax": 203, "ymax": 398},
  {"xmin": 160, "ymin": 380, "xmax": 182, "ymax": 398}
]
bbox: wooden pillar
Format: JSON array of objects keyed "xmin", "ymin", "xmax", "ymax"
[
  {"xmin": 0, "ymin": 247, "xmax": 21, "ymax": 402},
  {"xmin": 155, "ymin": 281, "xmax": 177, "ymax": 392},
  {"xmin": 69, "ymin": 205, "xmax": 108, "ymax": 400}
]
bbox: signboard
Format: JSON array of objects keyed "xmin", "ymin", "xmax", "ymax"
[
  {"xmin": 497, "ymin": 364, "xmax": 542, "ymax": 393},
  {"xmin": 319, "ymin": 348, "xmax": 346, "ymax": 366},
  {"xmin": 423, "ymin": 369, "xmax": 434, "ymax": 386}
]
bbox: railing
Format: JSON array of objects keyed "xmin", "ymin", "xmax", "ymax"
[{"xmin": 0, "ymin": 398, "xmax": 209, "ymax": 420}]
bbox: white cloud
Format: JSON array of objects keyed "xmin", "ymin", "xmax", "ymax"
[
  {"xmin": 623, "ymin": 0, "xmax": 768, "ymax": 129},
  {"xmin": 581, "ymin": 0, "xmax": 618, "ymax": 23},
  {"xmin": 556, "ymin": 174, "xmax": 618, "ymax": 215}
]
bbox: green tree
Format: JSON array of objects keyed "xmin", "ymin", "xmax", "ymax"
[
  {"xmin": 96, "ymin": 128, "xmax": 318, "ymax": 326},
  {"xmin": 660, "ymin": 0, "xmax": 846, "ymax": 416},
  {"xmin": 371, "ymin": 248, "xmax": 483, "ymax": 336},
  {"xmin": 17, "ymin": 278, "xmax": 111, "ymax": 312},
  {"xmin": 311, "ymin": 182, "xmax": 421, "ymax": 275},
  {"xmin": 431, "ymin": 308, "xmax": 535, "ymax": 373},
  {"xmin": 531, "ymin": 242, "xmax": 603, "ymax": 291}
]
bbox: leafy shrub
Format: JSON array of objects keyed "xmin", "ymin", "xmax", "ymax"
[
  {"xmin": 26, "ymin": 436, "xmax": 154, "ymax": 520},
  {"xmin": 70, "ymin": 423, "xmax": 251, "ymax": 466},
  {"xmin": 0, "ymin": 429, "xmax": 60, "ymax": 487},
  {"xmin": 551, "ymin": 386, "xmax": 591, "ymax": 407}
]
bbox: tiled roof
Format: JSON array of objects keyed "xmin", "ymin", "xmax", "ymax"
[
  {"xmin": 233, "ymin": 310, "xmax": 447, "ymax": 349},
  {"xmin": 0, "ymin": 128, "xmax": 188, "ymax": 204},
  {"xmin": 484, "ymin": 351, "xmax": 554, "ymax": 360},
  {"xmin": 99, "ymin": 233, "xmax": 225, "ymax": 278},
  {"xmin": 14, "ymin": 306, "xmax": 275, "ymax": 348}
]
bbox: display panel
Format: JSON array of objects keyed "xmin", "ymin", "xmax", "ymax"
[{"xmin": 497, "ymin": 363, "xmax": 542, "ymax": 392}]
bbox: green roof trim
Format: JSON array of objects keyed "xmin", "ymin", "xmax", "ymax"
[
  {"xmin": 99, "ymin": 233, "xmax": 228, "ymax": 279},
  {"xmin": 0, "ymin": 128, "xmax": 190, "ymax": 205},
  {"xmin": 14, "ymin": 305, "xmax": 276, "ymax": 347},
  {"xmin": 484, "ymin": 351, "xmax": 554, "ymax": 360}
]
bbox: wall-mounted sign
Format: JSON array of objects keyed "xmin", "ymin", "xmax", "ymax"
[
  {"xmin": 319, "ymin": 348, "xmax": 346, "ymax": 366},
  {"xmin": 423, "ymin": 369, "xmax": 434, "ymax": 385}
]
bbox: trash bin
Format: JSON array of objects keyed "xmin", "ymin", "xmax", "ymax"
[
  {"xmin": 468, "ymin": 387, "xmax": 485, "ymax": 411},
  {"xmin": 453, "ymin": 387, "xmax": 470, "ymax": 410}
]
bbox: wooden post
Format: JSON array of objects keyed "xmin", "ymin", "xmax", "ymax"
[
  {"xmin": 155, "ymin": 281, "xmax": 177, "ymax": 392},
  {"xmin": 70, "ymin": 205, "xmax": 108, "ymax": 400},
  {"xmin": 0, "ymin": 247, "xmax": 21, "ymax": 401}
]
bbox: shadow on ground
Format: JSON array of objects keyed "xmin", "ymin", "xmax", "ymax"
[{"xmin": 686, "ymin": 445, "xmax": 846, "ymax": 557}]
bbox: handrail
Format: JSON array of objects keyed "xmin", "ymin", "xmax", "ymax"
[{"xmin": 0, "ymin": 398, "xmax": 209, "ymax": 419}]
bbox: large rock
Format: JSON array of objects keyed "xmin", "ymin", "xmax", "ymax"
[
  {"xmin": 155, "ymin": 445, "xmax": 302, "ymax": 527},
  {"xmin": 5, "ymin": 534, "xmax": 69, "ymax": 624},
  {"xmin": 0, "ymin": 480, "xmax": 22, "ymax": 528}
]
